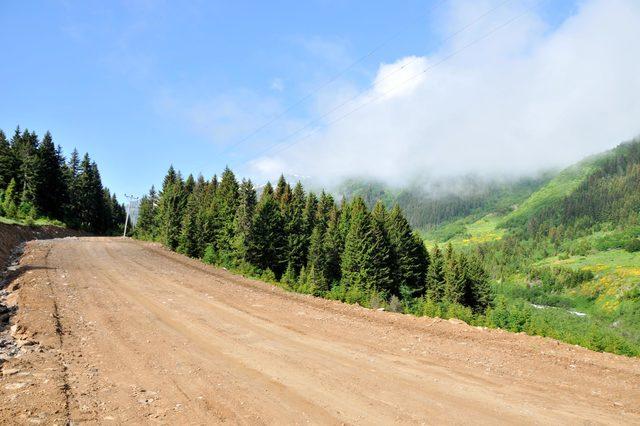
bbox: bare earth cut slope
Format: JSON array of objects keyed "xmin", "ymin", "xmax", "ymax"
[{"xmin": 0, "ymin": 237, "xmax": 638, "ymax": 424}]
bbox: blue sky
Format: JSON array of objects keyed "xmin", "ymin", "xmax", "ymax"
[{"xmin": 3, "ymin": 0, "xmax": 632, "ymax": 198}]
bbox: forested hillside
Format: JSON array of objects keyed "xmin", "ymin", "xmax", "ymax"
[
  {"xmin": 136, "ymin": 168, "xmax": 493, "ymax": 314},
  {"xmin": 505, "ymin": 139, "xmax": 640, "ymax": 239},
  {"xmin": 419, "ymin": 137, "xmax": 640, "ymax": 356},
  {"xmin": 337, "ymin": 175, "xmax": 549, "ymax": 231},
  {"xmin": 0, "ymin": 127, "xmax": 125, "ymax": 234}
]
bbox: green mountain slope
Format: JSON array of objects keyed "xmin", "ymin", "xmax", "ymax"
[
  {"xmin": 354, "ymin": 137, "xmax": 640, "ymax": 356},
  {"xmin": 336, "ymin": 174, "xmax": 550, "ymax": 232}
]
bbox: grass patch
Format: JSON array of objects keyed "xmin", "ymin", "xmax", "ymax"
[{"xmin": 0, "ymin": 215, "xmax": 66, "ymax": 227}]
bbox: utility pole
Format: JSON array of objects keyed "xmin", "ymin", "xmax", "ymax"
[{"xmin": 123, "ymin": 194, "xmax": 139, "ymax": 238}]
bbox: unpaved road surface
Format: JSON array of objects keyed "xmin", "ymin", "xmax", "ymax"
[{"xmin": 1, "ymin": 237, "xmax": 639, "ymax": 425}]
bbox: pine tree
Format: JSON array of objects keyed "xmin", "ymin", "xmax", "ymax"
[
  {"xmin": 110, "ymin": 192, "xmax": 126, "ymax": 234},
  {"xmin": 465, "ymin": 254, "xmax": 493, "ymax": 312},
  {"xmin": 0, "ymin": 130, "xmax": 17, "ymax": 189},
  {"xmin": 184, "ymin": 174, "xmax": 196, "ymax": 194},
  {"xmin": 135, "ymin": 186, "xmax": 158, "ymax": 239},
  {"xmin": 274, "ymin": 174, "xmax": 288, "ymax": 203},
  {"xmin": 214, "ymin": 167, "xmax": 239, "ymax": 264},
  {"xmin": 341, "ymin": 197, "xmax": 393, "ymax": 293},
  {"xmin": 443, "ymin": 251, "xmax": 466, "ymax": 305},
  {"xmin": 307, "ymin": 224, "xmax": 328, "ymax": 292},
  {"xmin": 281, "ymin": 261, "xmax": 297, "ymax": 286},
  {"xmin": 2, "ymin": 178, "xmax": 19, "ymax": 218},
  {"xmin": 64, "ymin": 149, "xmax": 82, "ymax": 228},
  {"xmin": 303, "ymin": 192, "xmax": 318, "ymax": 238},
  {"xmin": 33, "ymin": 131, "xmax": 66, "ymax": 219},
  {"xmin": 338, "ymin": 196, "xmax": 351, "ymax": 241},
  {"xmin": 315, "ymin": 191, "xmax": 334, "ymax": 230},
  {"xmin": 425, "ymin": 245, "xmax": 445, "ymax": 301},
  {"xmin": 233, "ymin": 179, "xmax": 257, "ymax": 262},
  {"xmin": 13, "ymin": 129, "xmax": 39, "ymax": 204},
  {"xmin": 247, "ymin": 183, "xmax": 286, "ymax": 276},
  {"xmin": 157, "ymin": 166, "xmax": 186, "ymax": 249},
  {"xmin": 283, "ymin": 182, "xmax": 307, "ymax": 273},
  {"xmin": 387, "ymin": 205, "xmax": 429, "ymax": 299},
  {"xmin": 322, "ymin": 205, "xmax": 342, "ymax": 286},
  {"xmin": 178, "ymin": 191, "xmax": 200, "ymax": 257},
  {"xmin": 369, "ymin": 201, "xmax": 395, "ymax": 294}
]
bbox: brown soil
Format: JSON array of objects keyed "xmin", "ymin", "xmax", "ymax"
[
  {"xmin": 0, "ymin": 237, "xmax": 638, "ymax": 425},
  {"xmin": 0, "ymin": 222, "xmax": 83, "ymax": 268}
]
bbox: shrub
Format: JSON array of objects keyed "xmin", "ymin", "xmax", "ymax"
[
  {"xmin": 624, "ymin": 238, "xmax": 640, "ymax": 253},
  {"xmin": 387, "ymin": 295, "xmax": 402, "ymax": 313},
  {"xmin": 260, "ymin": 268, "xmax": 276, "ymax": 283},
  {"xmin": 202, "ymin": 245, "xmax": 217, "ymax": 265},
  {"xmin": 368, "ymin": 290, "xmax": 386, "ymax": 310}
]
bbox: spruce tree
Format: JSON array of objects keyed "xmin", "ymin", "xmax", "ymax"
[
  {"xmin": 303, "ymin": 192, "xmax": 318, "ymax": 238},
  {"xmin": 425, "ymin": 245, "xmax": 445, "ymax": 301},
  {"xmin": 157, "ymin": 166, "xmax": 186, "ymax": 249},
  {"xmin": 465, "ymin": 254, "xmax": 493, "ymax": 312},
  {"xmin": 214, "ymin": 167, "xmax": 239, "ymax": 264},
  {"xmin": 444, "ymin": 251, "xmax": 466, "ymax": 305},
  {"xmin": 284, "ymin": 182, "xmax": 307, "ymax": 273},
  {"xmin": 274, "ymin": 174, "xmax": 288, "ymax": 203},
  {"xmin": 136, "ymin": 186, "xmax": 158, "ymax": 240},
  {"xmin": 322, "ymin": 205, "xmax": 342, "ymax": 286},
  {"xmin": 0, "ymin": 130, "xmax": 17, "ymax": 189},
  {"xmin": 315, "ymin": 191, "xmax": 334, "ymax": 230},
  {"xmin": 338, "ymin": 196, "xmax": 351, "ymax": 241},
  {"xmin": 233, "ymin": 179, "xmax": 257, "ymax": 262},
  {"xmin": 387, "ymin": 205, "xmax": 429, "ymax": 299},
  {"xmin": 341, "ymin": 197, "xmax": 393, "ymax": 293},
  {"xmin": 2, "ymin": 178, "xmax": 19, "ymax": 218},
  {"xmin": 178, "ymin": 192, "xmax": 200, "ymax": 257},
  {"xmin": 184, "ymin": 174, "xmax": 196, "ymax": 194},
  {"xmin": 34, "ymin": 131, "xmax": 66, "ymax": 219},
  {"xmin": 247, "ymin": 183, "xmax": 286, "ymax": 276},
  {"xmin": 307, "ymin": 224, "xmax": 328, "ymax": 292},
  {"xmin": 368, "ymin": 201, "xmax": 395, "ymax": 294}
]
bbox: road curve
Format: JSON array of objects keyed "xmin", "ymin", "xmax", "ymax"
[{"xmin": 1, "ymin": 237, "xmax": 639, "ymax": 424}]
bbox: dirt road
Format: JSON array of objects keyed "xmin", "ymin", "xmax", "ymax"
[{"xmin": 1, "ymin": 237, "xmax": 639, "ymax": 424}]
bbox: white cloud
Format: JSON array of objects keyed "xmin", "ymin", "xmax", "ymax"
[{"xmin": 249, "ymin": 0, "xmax": 640, "ymax": 185}]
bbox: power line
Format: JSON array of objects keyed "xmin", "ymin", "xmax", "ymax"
[
  {"xmin": 221, "ymin": 0, "xmax": 448, "ymax": 154},
  {"xmin": 238, "ymin": 4, "xmax": 525, "ymax": 167}
]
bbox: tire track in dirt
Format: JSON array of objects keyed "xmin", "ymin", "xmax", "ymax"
[{"xmin": 1, "ymin": 237, "xmax": 639, "ymax": 424}]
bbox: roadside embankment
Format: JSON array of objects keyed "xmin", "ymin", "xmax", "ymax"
[{"xmin": 0, "ymin": 222, "xmax": 83, "ymax": 269}]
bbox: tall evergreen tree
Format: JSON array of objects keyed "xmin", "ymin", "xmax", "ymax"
[
  {"xmin": 443, "ymin": 251, "xmax": 466, "ymax": 305},
  {"xmin": 307, "ymin": 224, "xmax": 328, "ymax": 291},
  {"xmin": 2, "ymin": 178, "xmax": 19, "ymax": 217},
  {"xmin": 0, "ymin": 130, "xmax": 17, "ymax": 189},
  {"xmin": 233, "ymin": 179, "xmax": 257, "ymax": 262},
  {"xmin": 178, "ymin": 191, "xmax": 200, "ymax": 257},
  {"xmin": 386, "ymin": 205, "xmax": 429, "ymax": 298},
  {"xmin": 274, "ymin": 174, "xmax": 288, "ymax": 203},
  {"xmin": 247, "ymin": 182, "xmax": 286, "ymax": 276},
  {"xmin": 322, "ymin": 205, "xmax": 342, "ymax": 286},
  {"xmin": 425, "ymin": 245, "xmax": 445, "ymax": 301},
  {"xmin": 283, "ymin": 182, "xmax": 307, "ymax": 273},
  {"xmin": 34, "ymin": 131, "xmax": 66, "ymax": 219},
  {"xmin": 341, "ymin": 197, "xmax": 393, "ymax": 292},
  {"xmin": 369, "ymin": 201, "xmax": 395, "ymax": 294},
  {"xmin": 157, "ymin": 166, "xmax": 186, "ymax": 249},
  {"xmin": 135, "ymin": 185, "xmax": 158, "ymax": 240},
  {"xmin": 214, "ymin": 167, "xmax": 239, "ymax": 263}
]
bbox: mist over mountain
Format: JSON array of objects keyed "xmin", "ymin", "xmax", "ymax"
[{"xmin": 248, "ymin": 0, "xmax": 640, "ymax": 187}]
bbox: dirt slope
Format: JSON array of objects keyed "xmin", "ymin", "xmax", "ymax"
[
  {"xmin": 0, "ymin": 222, "xmax": 83, "ymax": 268},
  {"xmin": 0, "ymin": 237, "xmax": 638, "ymax": 425}
]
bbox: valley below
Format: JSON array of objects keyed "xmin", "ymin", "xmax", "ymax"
[{"xmin": 1, "ymin": 237, "xmax": 639, "ymax": 424}]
